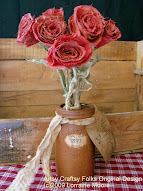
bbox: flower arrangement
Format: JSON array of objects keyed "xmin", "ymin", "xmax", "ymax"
[
  {"xmin": 6, "ymin": 6, "xmax": 120, "ymax": 190},
  {"xmin": 17, "ymin": 5, "xmax": 121, "ymax": 110}
]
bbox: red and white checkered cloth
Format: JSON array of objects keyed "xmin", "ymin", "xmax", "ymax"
[{"xmin": 0, "ymin": 152, "xmax": 143, "ymax": 191}]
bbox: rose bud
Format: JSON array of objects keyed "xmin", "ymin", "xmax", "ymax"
[
  {"xmin": 96, "ymin": 20, "xmax": 121, "ymax": 48},
  {"xmin": 43, "ymin": 7, "xmax": 64, "ymax": 20},
  {"xmin": 17, "ymin": 13, "xmax": 38, "ymax": 47}
]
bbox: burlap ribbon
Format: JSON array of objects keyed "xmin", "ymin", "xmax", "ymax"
[{"xmin": 6, "ymin": 110, "xmax": 115, "ymax": 191}]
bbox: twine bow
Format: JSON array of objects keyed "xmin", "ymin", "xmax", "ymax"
[{"xmin": 6, "ymin": 110, "xmax": 115, "ymax": 191}]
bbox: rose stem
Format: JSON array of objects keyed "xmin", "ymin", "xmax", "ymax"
[
  {"xmin": 38, "ymin": 42, "xmax": 49, "ymax": 51},
  {"xmin": 57, "ymin": 70, "xmax": 67, "ymax": 95},
  {"xmin": 65, "ymin": 69, "xmax": 69, "ymax": 91},
  {"xmin": 73, "ymin": 68, "xmax": 80, "ymax": 108},
  {"xmin": 79, "ymin": 80, "xmax": 86, "ymax": 98},
  {"xmin": 69, "ymin": 69, "xmax": 73, "ymax": 82},
  {"xmin": 68, "ymin": 69, "xmax": 74, "ymax": 106},
  {"xmin": 79, "ymin": 56, "xmax": 101, "ymax": 98},
  {"xmin": 65, "ymin": 79, "xmax": 75, "ymax": 110}
]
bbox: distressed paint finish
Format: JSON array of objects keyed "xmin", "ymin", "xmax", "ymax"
[{"xmin": 0, "ymin": 118, "xmax": 51, "ymax": 164}]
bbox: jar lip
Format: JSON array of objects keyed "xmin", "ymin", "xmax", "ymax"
[
  {"xmin": 56, "ymin": 103, "xmax": 95, "ymax": 119},
  {"xmin": 60, "ymin": 103, "xmax": 90, "ymax": 109}
]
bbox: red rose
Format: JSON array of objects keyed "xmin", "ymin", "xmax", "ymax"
[
  {"xmin": 68, "ymin": 5, "xmax": 105, "ymax": 46},
  {"xmin": 46, "ymin": 34, "xmax": 92, "ymax": 69},
  {"xmin": 43, "ymin": 7, "xmax": 64, "ymax": 20},
  {"xmin": 32, "ymin": 14, "xmax": 67, "ymax": 46},
  {"xmin": 96, "ymin": 20, "xmax": 121, "ymax": 48},
  {"xmin": 17, "ymin": 13, "xmax": 38, "ymax": 47}
]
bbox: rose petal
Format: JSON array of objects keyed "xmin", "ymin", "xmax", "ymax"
[
  {"xmin": 68, "ymin": 15, "xmax": 81, "ymax": 35},
  {"xmin": 43, "ymin": 7, "xmax": 64, "ymax": 20},
  {"xmin": 96, "ymin": 20, "xmax": 121, "ymax": 48},
  {"xmin": 46, "ymin": 34, "xmax": 92, "ymax": 69},
  {"xmin": 32, "ymin": 15, "xmax": 67, "ymax": 46},
  {"xmin": 17, "ymin": 13, "xmax": 38, "ymax": 47},
  {"xmin": 69, "ymin": 5, "xmax": 105, "ymax": 46}
]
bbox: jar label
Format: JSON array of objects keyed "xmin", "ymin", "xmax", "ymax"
[{"xmin": 65, "ymin": 134, "xmax": 87, "ymax": 148}]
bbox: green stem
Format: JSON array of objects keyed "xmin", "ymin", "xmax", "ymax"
[
  {"xmin": 38, "ymin": 42, "xmax": 50, "ymax": 51},
  {"xmin": 69, "ymin": 69, "xmax": 73, "ymax": 82},
  {"xmin": 65, "ymin": 79, "xmax": 75, "ymax": 110},
  {"xmin": 79, "ymin": 80, "xmax": 85, "ymax": 98},
  {"xmin": 68, "ymin": 69, "xmax": 74, "ymax": 106},
  {"xmin": 57, "ymin": 70, "xmax": 67, "ymax": 94},
  {"xmin": 65, "ymin": 69, "xmax": 69, "ymax": 91},
  {"xmin": 73, "ymin": 68, "xmax": 80, "ymax": 107},
  {"xmin": 79, "ymin": 74, "xmax": 90, "ymax": 99}
]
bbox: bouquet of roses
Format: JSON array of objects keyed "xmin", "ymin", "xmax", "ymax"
[{"xmin": 17, "ymin": 5, "xmax": 121, "ymax": 110}]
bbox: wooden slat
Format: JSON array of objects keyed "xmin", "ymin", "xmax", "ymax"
[
  {"xmin": 0, "ymin": 60, "xmax": 135, "ymax": 91},
  {"xmin": 0, "ymin": 111, "xmax": 143, "ymax": 165},
  {"xmin": 0, "ymin": 102, "xmax": 134, "ymax": 119},
  {"xmin": 0, "ymin": 39, "xmax": 47, "ymax": 60},
  {"xmin": 0, "ymin": 88, "xmax": 135, "ymax": 118},
  {"xmin": 136, "ymin": 40, "xmax": 143, "ymax": 69},
  {"xmin": 135, "ymin": 41, "xmax": 143, "ymax": 110},
  {"xmin": 0, "ymin": 39, "xmax": 137, "ymax": 60},
  {"xmin": 0, "ymin": 89, "xmax": 135, "ymax": 106},
  {"xmin": 96, "ymin": 102, "xmax": 134, "ymax": 114},
  {"xmin": 134, "ymin": 69, "xmax": 143, "ymax": 75},
  {"xmin": 93, "ymin": 41, "xmax": 137, "ymax": 61},
  {"xmin": 107, "ymin": 111, "xmax": 143, "ymax": 152},
  {"xmin": 135, "ymin": 75, "xmax": 143, "ymax": 110},
  {"xmin": 0, "ymin": 105, "xmax": 57, "ymax": 119}
]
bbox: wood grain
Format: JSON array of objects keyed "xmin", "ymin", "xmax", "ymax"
[
  {"xmin": 0, "ymin": 39, "xmax": 138, "ymax": 120},
  {"xmin": 0, "ymin": 39, "xmax": 47, "ymax": 60},
  {"xmin": 136, "ymin": 40, "xmax": 143, "ymax": 69},
  {"xmin": 0, "ymin": 39, "xmax": 136, "ymax": 61},
  {"xmin": 0, "ymin": 89, "xmax": 135, "ymax": 106},
  {"xmin": 0, "ymin": 102, "xmax": 134, "ymax": 119},
  {"xmin": 0, "ymin": 60, "xmax": 135, "ymax": 91},
  {"xmin": 0, "ymin": 87, "xmax": 135, "ymax": 118},
  {"xmin": 92, "ymin": 41, "xmax": 137, "ymax": 61},
  {"xmin": 0, "ymin": 111, "xmax": 143, "ymax": 165},
  {"xmin": 107, "ymin": 111, "xmax": 143, "ymax": 152},
  {"xmin": 135, "ymin": 41, "xmax": 143, "ymax": 110},
  {"xmin": 0, "ymin": 59, "xmax": 136, "ymax": 116},
  {"xmin": 135, "ymin": 75, "xmax": 143, "ymax": 110}
]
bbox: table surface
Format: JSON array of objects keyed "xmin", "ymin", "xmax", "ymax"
[{"xmin": 0, "ymin": 152, "xmax": 143, "ymax": 191}]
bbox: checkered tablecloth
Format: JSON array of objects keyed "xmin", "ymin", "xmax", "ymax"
[{"xmin": 0, "ymin": 152, "xmax": 143, "ymax": 191}]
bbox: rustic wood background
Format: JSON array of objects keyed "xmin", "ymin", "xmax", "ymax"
[
  {"xmin": 0, "ymin": 39, "xmax": 137, "ymax": 118},
  {"xmin": 0, "ymin": 38, "xmax": 143, "ymax": 165}
]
